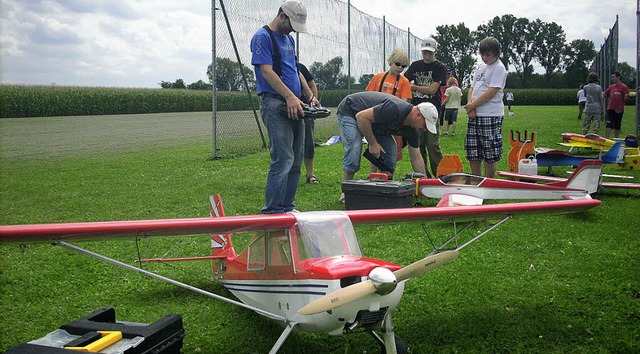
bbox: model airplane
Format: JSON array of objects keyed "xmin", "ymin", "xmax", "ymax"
[
  {"xmin": 558, "ymin": 132, "xmax": 615, "ymax": 151},
  {"xmin": 415, "ymin": 160, "xmax": 603, "ymax": 204},
  {"xmin": 556, "ymin": 132, "xmax": 640, "ymax": 171},
  {"xmin": 534, "ymin": 142, "xmax": 625, "ymax": 169},
  {"xmin": 615, "ymin": 147, "xmax": 640, "ymax": 171},
  {"xmin": 497, "ymin": 168, "xmax": 640, "ymax": 191},
  {"xmin": 0, "ymin": 195, "xmax": 601, "ymax": 354}
]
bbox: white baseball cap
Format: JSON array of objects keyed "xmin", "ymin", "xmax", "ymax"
[
  {"xmin": 417, "ymin": 102, "xmax": 438, "ymax": 134},
  {"xmin": 281, "ymin": 1, "xmax": 308, "ymax": 33},
  {"xmin": 420, "ymin": 37, "xmax": 438, "ymax": 52}
]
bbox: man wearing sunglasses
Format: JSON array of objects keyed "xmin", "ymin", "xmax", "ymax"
[{"xmin": 404, "ymin": 37, "xmax": 447, "ymax": 178}]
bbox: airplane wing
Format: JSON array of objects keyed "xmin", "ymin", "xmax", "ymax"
[
  {"xmin": 557, "ymin": 142, "xmax": 592, "ymax": 148},
  {"xmin": 534, "ymin": 147, "xmax": 569, "ymax": 155},
  {"xmin": 0, "ymin": 199, "xmax": 601, "ymax": 243},
  {"xmin": 598, "ymin": 181, "xmax": 640, "ymax": 190}
]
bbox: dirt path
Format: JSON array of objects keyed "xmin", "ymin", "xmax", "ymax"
[{"xmin": 0, "ymin": 112, "xmax": 214, "ymax": 159}]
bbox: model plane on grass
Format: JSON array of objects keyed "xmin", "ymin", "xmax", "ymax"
[
  {"xmin": 559, "ymin": 133, "xmax": 639, "ymax": 155},
  {"xmin": 0, "ymin": 195, "xmax": 601, "ymax": 354},
  {"xmin": 558, "ymin": 133, "xmax": 616, "ymax": 151},
  {"xmin": 415, "ymin": 160, "xmax": 602, "ymax": 205},
  {"xmin": 497, "ymin": 168, "xmax": 640, "ymax": 191},
  {"xmin": 615, "ymin": 148, "xmax": 640, "ymax": 171},
  {"xmin": 534, "ymin": 142, "xmax": 625, "ymax": 170}
]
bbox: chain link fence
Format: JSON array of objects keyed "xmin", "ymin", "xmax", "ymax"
[{"xmin": 211, "ymin": 0, "xmax": 423, "ymax": 158}]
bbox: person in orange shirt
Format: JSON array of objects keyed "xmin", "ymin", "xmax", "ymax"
[
  {"xmin": 365, "ymin": 48, "xmax": 426, "ymax": 177},
  {"xmin": 366, "ymin": 48, "xmax": 412, "ymax": 100}
]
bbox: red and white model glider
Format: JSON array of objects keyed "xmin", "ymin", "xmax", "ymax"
[{"xmin": 415, "ymin": 160, "xmax": 603, "ymax": 205}]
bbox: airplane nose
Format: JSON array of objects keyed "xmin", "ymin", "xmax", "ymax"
[{"xmin": 368, "ymin": 267, "xmax": 397, "ymax": 295}]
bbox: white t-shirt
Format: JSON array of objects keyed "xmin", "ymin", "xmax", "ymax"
[
  {"xmin": 470, "ymin": 60, "xmax": 507, "ymax": 116},
  {"xmin": 577, "ymin": 89, "xmax": 587, "ymax": 103}
]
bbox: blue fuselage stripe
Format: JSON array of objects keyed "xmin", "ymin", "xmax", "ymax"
[
  {"xmin": 220, "ymin": 282, "xmax": 329, "ymax": 295},
  {"xmin": 223, "ymin": 286, "xmax": 327, "ymax": 295}
]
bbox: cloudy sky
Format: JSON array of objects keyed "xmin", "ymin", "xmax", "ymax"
[{"xmin": 0, "ymin": 0, "xmax": 635, "ymax": 88}]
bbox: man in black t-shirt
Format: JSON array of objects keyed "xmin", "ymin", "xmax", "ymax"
[
  {"xmin": 336, "ymin": 92, "xmax": 438, "ymax": 201},
  {"xmin": 404, "ymin": 37, "xmax": 446, "ymax": 177}
]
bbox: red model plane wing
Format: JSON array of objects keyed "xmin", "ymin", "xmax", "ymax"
[{"xmin": 0, "ymin": 199, "xmax": 601, "ymax": 243}]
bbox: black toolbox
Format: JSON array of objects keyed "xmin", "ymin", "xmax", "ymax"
[
  {"xmin": 342, "ymin": 176, "xmax": 415, "ymax": 210},
  {"xmin": 5, "ymin": 308, "xmax": 185, "ymax": 354}
]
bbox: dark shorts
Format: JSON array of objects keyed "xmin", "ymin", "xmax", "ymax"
[
  {"xmin": 304, "ymin": 118, "xmax": 315, "ymax": 159},
  {"xmin": 605, "ymin": 110, "xmax": 624, "ymax": 129},
  {"xmin": 465, "ymin": 115, "xmax": 504, "ymax": 163},
  {"xmin": 444, "ymin": 108, "xmax": 458, "ymax": 123}
]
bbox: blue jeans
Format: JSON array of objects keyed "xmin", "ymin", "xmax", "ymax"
[
  {"xmin": 337, "ymin": 113, "xmax": 398, "ymax": 174},
  {"xmin": 261, "ymin": 96, "xmax": 304, "ymax": 214}
]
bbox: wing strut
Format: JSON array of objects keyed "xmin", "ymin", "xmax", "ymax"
[
  {"xmin": 58, "ymin": 241, "xmax": 286, "ymax": 322},
  {"xmin": 430, "ymin": 216, "xmax": 512, "ymax": 254},
  {"xmin": 456, "ymin": 216, "xmax": 511, "ymax": 251},
  {"xmin": 269, "ymin": 321, "xmax": 298, "ymax": 354}
]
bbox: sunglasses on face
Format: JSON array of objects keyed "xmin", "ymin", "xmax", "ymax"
[{"xmin": 395, "ymin": 62, "xmax": 407, "ymax": 68}]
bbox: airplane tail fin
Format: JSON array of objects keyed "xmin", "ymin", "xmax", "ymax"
[
  {"xmin": 551, "ymin": 160, "xmax": 602, "ymax": 194},
  {"xmin": 603, "ymin": 142, "xmax": 625, "ymax": 163},
  {"xmin": 209, "ymin": 194, "xmax": 236, "ymax": 259}
]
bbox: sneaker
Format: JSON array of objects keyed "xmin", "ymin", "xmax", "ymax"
[
  {"xmin": 442, "ymin": 132, "xmax": 448, "ymax": 136},
  {"xmin": 451, "ymin": 132, "xmax": 456, "ymax": 136},
  {"xmin": 339, "ymin": 193, "xmax": 345, "ymax": 203}
]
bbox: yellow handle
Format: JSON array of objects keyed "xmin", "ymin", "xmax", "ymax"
[{"xmin": 66, "ymin": 331, "xmax": 122, "ymax": 352}]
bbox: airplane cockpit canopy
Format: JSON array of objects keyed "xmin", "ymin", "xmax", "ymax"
[
  {"xmin": 438, "ymin": 173, "xmax": 485, "ymax": 186},
  {"xmin": 295, "ymin": 211, "xmax": 362, "ymax": 260}
]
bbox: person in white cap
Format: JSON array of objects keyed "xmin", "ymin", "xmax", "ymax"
[
  {"xmin": 336, "ymin": 91, "xmax": 435, "ymax": 202},
  {"xmin": 250, "ymin": 1, "xmax": 313, "ymax": 214},
  {"xmin": 404, "ymin": 37, "xmax": 447, "ymax": 177}
]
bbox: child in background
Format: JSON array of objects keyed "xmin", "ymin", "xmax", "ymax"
[{"xmin": 442, "ymin": 77, "xmax": 462, "ymax": 136}]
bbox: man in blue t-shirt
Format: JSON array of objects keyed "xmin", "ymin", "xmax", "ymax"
[{"xmin": 250, "ymin": 1, "xmax": 313, "ymax": 214}]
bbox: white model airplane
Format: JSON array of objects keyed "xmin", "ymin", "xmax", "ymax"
[{"xmin": 415, "ymin": 160, "xmax": 603, "ymax": 205}]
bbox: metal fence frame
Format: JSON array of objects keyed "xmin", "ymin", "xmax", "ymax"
[{"xmin": 209, "ymin": 0, "xmax": 424, "ymax": 158}]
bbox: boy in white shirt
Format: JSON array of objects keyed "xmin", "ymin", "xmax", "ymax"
[{"xmin": 464, "ymin": 37, "xmax": 508, "ymax": 178}]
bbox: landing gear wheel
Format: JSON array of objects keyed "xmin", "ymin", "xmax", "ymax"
[{"xmin": 380, "ymin": 335, "xmax": 407, "ymax": 354}]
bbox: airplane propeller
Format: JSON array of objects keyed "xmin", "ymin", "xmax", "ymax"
[{"xmin": 298, "ymin": 250, "xmax": 459, "ymax": 315}]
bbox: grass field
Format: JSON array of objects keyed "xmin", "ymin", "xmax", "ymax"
[{"xmin": 1, "ymin": 106, "xmax": 639, "ymax": 353}]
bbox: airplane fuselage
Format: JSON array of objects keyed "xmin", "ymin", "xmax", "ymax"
[
  {"xmin": 416, "ymin": 174, "xmax": 591, "ymax": 200},
  {"xmin": 217, "ymin": 255, "xmax": 404, "ymax": 334}
]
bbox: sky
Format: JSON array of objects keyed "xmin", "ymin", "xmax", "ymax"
[{"xmin": 0, "ymin": 0, "xmax": 636, "ymax": 88}]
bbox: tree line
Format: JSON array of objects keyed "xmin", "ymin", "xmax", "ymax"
[{"xmin": 160, "ymin": 14, "xmax": 635, "ymax": 91}]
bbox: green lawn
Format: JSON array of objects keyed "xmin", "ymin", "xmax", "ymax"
[{"xmin": 1, "ymin": 106, "xmax": 639, "ymax": 353}]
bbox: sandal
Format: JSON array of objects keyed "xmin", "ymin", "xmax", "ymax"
[{"xmin": 306, "ymin": 175, "xmax": 320, "ymax": 184}]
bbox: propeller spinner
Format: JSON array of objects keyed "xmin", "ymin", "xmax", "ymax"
[{"xmin": 298, "ymin": 250, "xmax": 459, "ymax": 315}]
